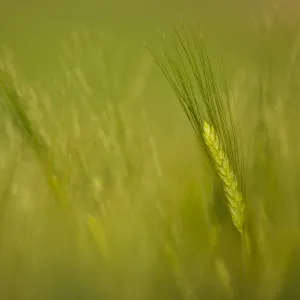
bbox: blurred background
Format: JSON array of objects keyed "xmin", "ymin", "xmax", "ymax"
[
  {"xmin": 0, "ymin": 1, "xmax": 300, "ymax": 300},
  {"xmin": 0, "ymin": 0, "xmax": 299, "ymax": 80}
]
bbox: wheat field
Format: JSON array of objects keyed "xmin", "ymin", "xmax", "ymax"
[{"xmin": 0, "ymin": 2, "xmax": 300, "ymax": 299}]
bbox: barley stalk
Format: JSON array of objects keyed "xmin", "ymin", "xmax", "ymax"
[{"xmin": 203, "ymin": 120, "xmax": 245, "ymax": 234}]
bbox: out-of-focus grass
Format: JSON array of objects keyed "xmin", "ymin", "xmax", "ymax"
[{"xmin": 0, "ymin": 8, "xmax": 300, "ymax": 300}]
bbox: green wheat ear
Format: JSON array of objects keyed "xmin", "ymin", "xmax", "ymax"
[
  {"xmin": 150, "ymin": 24, "xmax": 247, "ymax": 236},
  {"xmin": 203, "ymin": 120, "xmax": 245, "ymax": 234}
]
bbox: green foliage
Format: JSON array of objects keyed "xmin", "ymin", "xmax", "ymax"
[{"xmin": 0, "ymin": 19, "xmax": 300, "ymax": 300}]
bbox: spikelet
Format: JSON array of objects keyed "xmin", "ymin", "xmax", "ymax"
[{"xmin": 203, "ymin": 121, "xmax": 245, "ymax": 234}]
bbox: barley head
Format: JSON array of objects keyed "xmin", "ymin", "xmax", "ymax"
[{"xmin": 203, "ymin": 121, "xmax": 245, "ymax": 234}]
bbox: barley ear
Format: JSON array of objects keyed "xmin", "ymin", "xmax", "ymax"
[{"xmin": 203, "ymin": 121, "xmax": 245, "ymax": 234}]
